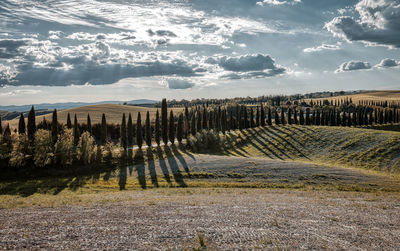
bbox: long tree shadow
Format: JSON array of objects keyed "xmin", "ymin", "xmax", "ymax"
[
  {"xmin": 146, "ymin": 148, "xmax": 158, "ymax": 187},
  {"xmin": 268, "ymin": 126, "xmax": 310, "ymax": 159},
  {"xmin": 134, "ymin": 149, "xmax": 146, "ymax": 189},
  {"xmin": 171, "ymin": 144, "xmax": 191, "ymax": 177},
  {"xmin": 156, "ymin": 146, "xmax": 172, "ymax": 184},
  {"xmin": 178, "ymin": 143, "xmax": 196, "ymax": 161},
  {"xmin": 250, "ymin": 128, "xmax": 291, "ymax": 159},
  {"xmin": 164, "ymin": 145, "xmax": 187, "ymax": 187},
  {"xmin": 241, "ymin": 129, "xmax": 278, "ymax": 159},
  {"xmin": 118, "ymin": 149, "xmax": 128, "ymax": 190}
]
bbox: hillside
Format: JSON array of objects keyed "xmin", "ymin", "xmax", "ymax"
[
  {"xmin": 227, "ymin": 125, "xmax": 400, "ymax": 173},
  {"xmin": 7, "ymin": 104, "xmax": 184, "ymax": 128},
  {"xmin": 305, "ymin": 90, "xmax": 400, "ymax": 103}
]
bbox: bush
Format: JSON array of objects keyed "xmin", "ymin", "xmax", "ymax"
[
  {"xmin": 54, "ymin": 129, "xmax": 75, "ymax": 166},
  {"xmin": 33, "ymin": 129, "xmax": 54, "ymax": 167},
  {"xmin": 9, "ymin": 134, "xmax": 31, "ymax": 167},
  {"xmin": 77, "ymin": 131, "xmax": 97, "ymax": 165},
  {"xmin": 188, "ymin": 129, "xmax": 245, "ymax": 153}
]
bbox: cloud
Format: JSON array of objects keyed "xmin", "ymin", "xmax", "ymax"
[
  {"xmin": 0, "ymin": 39, "xmax": 27, "ymax": 58},
  {"xmin": 335, "ymin": 60, "xmax": 371, "ymax": 73},
  {"xmin": 325, "ymin": 0, "xmax": 400, "ymax": 48},
  {"xmin": 256, "ymin": 0, "xmax": 301, "ymax": 6},
  {"xmin": 166, "ymin": 79, "xmax": 195, "ymax": 89},
  {"xmin": 303, "ymin": 43, "xmax": 341, "ymax": 53},
  {"xmin": 375, "ymin": 58, "xmax": 399, "ymax": 67},
  {"xmin": 207, "ymin": 54, "xmax": 286, "ymax": 79}
]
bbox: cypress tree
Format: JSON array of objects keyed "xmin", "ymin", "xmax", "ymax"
[
  {"xmin": 100, "ymin": 113, "xmax": 107, "ymax": 145},
  {"xmin": 3, "ymin": 124, "xmax": 11, "ymax": 148},
  {"xmin": 121, "ymin": 113, "xmax": 127, "ymax": 149},
  {"xmin": 305, "ymin": 108, "xmax": 310, "ymax": 125},
  {"xmin": 236, "ymin": 104, "xmax": 240, "ymax": 129},
  {"xmin": 288, "ymin": 108, "xmax": 292, "ymax": 125},
  {"xmin": 229, "ymin": 110, "xmax": 234, "ymax": 131},
  {"xmin": 136, "ymin": 112, "xmax": 142, "ymax": 149},
  {"xmin": 238, "ymin": 106, "xmax": 243, "ymax": 130},
  {"xmin": 51, "ymin": 109, "xmax": 58, "ymax": 144},
  {"xmin": 261, "ymin": 104, "xmax": 266, "ymax": 126},
  {"xmin": 342, "ymin": 111, "xmax": 347, "ymax": 126},
  {"xmin": 197, "ymin": 111, "xmax": 202, "ymax": 132},
  {"xmin": 87, "ymin": 114, "xmax": 92, "ymax": 134},
  {"xmin": 145, "ymin": 111, "xmax": 152, "ymax": 147},
  {"xmin": 268, "ymin": 108, "xmax": 272, "ymax": 126},
  {"xmin": 336, "ymin": 110, "xmax": 341, "ymax": 126},
  {"xmin": 315, "ymin": 110, "xmax": 320, "ymax": 125},
  {"xmin": 208, "ymin": 111, "xmax": 214, "ymax": 130},
  {"xmin": 202, "ymin": 107, "xmax": 208, "ymax": 130},
  {"xmin": 281, "ymin": 108, "xmax": 285, "ymax": 125},
  {"xmin": 27, "ymin": 106, "xmax": 36, "ymax": 143},
  {"xmin": 221, "ymin": 109, "xmax": 227, "ymax": 134},
  {"xmin": 0, "ymin": 116, "xmax": 2, "ymax": 134},
  {"xmin": 184, "ymin": 107, "xmax": 189, "ymax": 138},
  {"xmin": 42, "ymin": 117, "xmax": 48, "ymax": 130},
  {"xmin": 73, "ymin": 114, "xmax": 80, "ymax": 146},
  {"xmin": 66, "ymin": 112, "xmax": 72, "ymax": 129},
  {"xmin": 191, "ymin": 112, "xmax": 196, "ymax": 135},
  {"xmin": 155, "ymin": 110, "xmax": 161, "ymax": 146},
  {"xmin": 244, "ymin": 107, "xmax": 249, "ymax": 128},
  {"xmin": 169, "ymin": 110, "xmax": 175, "ymax": 144},
  {"xmin": 128, "ymin": 113, "xmax": 134, "ymax": 147},
  {"xmin": 161, "ymin": 98, "xmax": 168, "ymax": 145},
  {"xmin": 299, "ymin": 109, "xmax": 304, "ymax": 125},
  {"xmin": 216, "ymin": 106, "xmax": 222, "ymax": 132},
  {"xmin": 312, "ymin": 110, "xmax": 316, "ymax": 125},
  {"xmin": 294, "ymin": 109, "xmax": 298, "ymax": 125},
  {"xmin": 256, "ymin": 106, "xmax": 260, "ymax": 127},
  {"xmin": 177, "ymin": 113, "xmax": 184, "ymax": 143},
  {"xmin": 348, "ymin": 111, "xmax": 352, "ymax": 127},
  {"xmin": 275, "ymin": 110, "xmax": 280, "ymax": 125},
  {"xmin": 368, "ymin": 111, "xmax": 373, "ymax": 125},
  {"xmin": 250, "ymin": 108, "xmax": 255, "ymax": 128},
  {"xmin": 18, "ymin": 113, "xmax": 26, "ymax": 134},
  {"xmin": 352, "ymin": 110, "xmax": 357, "ymax": 126}
]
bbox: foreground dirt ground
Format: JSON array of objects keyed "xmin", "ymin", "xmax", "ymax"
[{"xmin": 1, "ymin": 188, "xmax": 399, "ymax": 250}]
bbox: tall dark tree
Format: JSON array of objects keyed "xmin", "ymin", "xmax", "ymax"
[
  {"xmin": 288, "ymin": 108, "xmax": 292, "ymax": 125},
  {"xmin": 221, "ymin": 109, "xmax": 227, "ymax": 134},
  {"xmin": 299, "ymin": 109, "xmax": 304, "ymax": 125},
  {"xmin": 87, "ymin": 114, "xmax": 92, "ymax": 134},
  {"xmin": 127, "ymin": 113, "xmax": 134, "ymax": 147},
  {"xmin": 161, "ymin": 98, "xmax": 168, "ymax": 145},
  {"xmin": 244, "ymin": 107, "xmax": 249, "ymax": 128},
  {"xmin": 267, "ymin": 108, "xmax": 272, "ymax": 126},
  {"xmin": 197, "ymin": 111, "xmax": 202, "ymax": 133},
  {"xmin": 177, "ymin": 113, "xmax": 184, "ymax": 143},
  {"xmin": 261, "ymin": 104, "xmax": 266, "ymax": 126},
  {"xmin": 208, "ymin": 111, "xmax": 214, "ymax": 130},
  {"xmin": 275, "ymin": 109, "xmax": 280, "ymax": 125},
  {"xmin": 51, "ymin": 109, "xmax": 58, "ymax": 144},
  {"xmin": 202, "ymin": 107, "xmax": 208, "ymax": 130},
  {"xmin": 66, "ymin": 112, "xmax": 72, "ymax": 129},
  {"xmin": 238, "ymin": 106, "xmax": 243, "ymax": 130},
  {"xmin": 305, "ymin": 108, "xmax": 310, "ymax": 125},
  {"xmin": 336, "ymin": 110, "xmax": 341, "ymax": 126},
  {"xmin": 100, "ymin": 113, "xmax": 107, "ymax": 145},
  {"xmin": 281, "ymin": 108, "xmax": 285, "ymax": 125},
  {"xmin": 27, "ymin": 106, "xmax": 36, "ymax": 143},
  {"xmin": 145, "ymin": 111, "xmax": 152, "ymax": 147},
  {"xmin": 155, "ymin": 110, "xmax": 161, "ymax": 146},
  {"xmin": 184, "ymin": 106, "xmax": 189, "ymax": 138},
  {"xmin": 169, "ymin": 110, "xmax": 175, "ymax": 144},
  {"xmin": 216, "ymin": 107, "xmax": 222, "ymax": 132},
  {"xmin": 73, "ymin": 114, "xmax": 80, "ymax": 146},
  {"xmin": 256, "ymin": 106, "xmax": 260, "ymax": 127},
  {"xmin": 18, "ymin": 113, "xmax": 26, "ymax": 134},
  {"xmin": 121, "ymin": 113, "xmax": 127, "ymax": 149},
  {"xmin": 0, "ymin": 116, "xmax": 2, "ymax": 134},
  {"xmin": 294, "ymin": 108, "xmax": 298, "ymax": 125},
  {"xmin": 191, "ymin": 112, "xmax": 196, "ymax": 135},
  {"xmin": 3, "ymin": 124, "xmax": 11, "ymax": 148},
  {"xmin": 250, "ymin": 108, "xmax": 255, "ymax": 128},
  {"xmin": 136, "ymin": 112, "xmax": 142, "ymax": 148}
]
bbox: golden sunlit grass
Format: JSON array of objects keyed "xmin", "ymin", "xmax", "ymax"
[{"xmin": 304, "ymin": 90, "xmax": 400, "ymax": 103}]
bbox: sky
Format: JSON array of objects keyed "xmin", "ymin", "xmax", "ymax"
[{"xmin": 0, "ymin": 0, "xmax": 400, "ymax": 105}]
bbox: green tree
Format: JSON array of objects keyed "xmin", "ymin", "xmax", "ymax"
[
  {"xmin": 288, "ymin": 108, "xmax": 292, "ymax": 125},
  {"xmin": 208, "ymin": 111, "xmax": 214, "ymax": 130},
  {"xmin": 0, "ymin": 116, "xmax": 2, "ymax": 134},
  {"xmin": 145, "ymin": 111, "xmax": 152, "ymax": 147},
  {"xmin": 191, "ymin": 111, "xmax": 196, "ymax": 135},
  {"xmin": 155, "ymin": 110, "xmax": 161, "ymax": 146},
  {"xmin": 261, "ymin": 104, "xmax": 266, "ymax": 126},
  {"xmin": 177, "ymin": 113, "xmax": 184, "ymax": 143},
  {"xmin": 197, "ymin": 111, "xmax": 202, "ymax": 133},
  {"xmin": 73, "ymin": 114, "xmax": 80, "ymax": 146},
  {"xmin": 100, "ymin": 113, "xmax": 107, "ymax": 145},
  {"xmin": 305, "ymin": 108, "xmax": 310, "ymax": 125},
  {"xmin": 281, "ymin": 108, "xmax": 285, "ymax": 125},
  {"xmin": 27, "ymin": 106, "xmax": 36, "ymax": 143},
  {"xmin": 184, "ymin": 106, "xmax": 189, "ymax": 138},
  {"xmin": 51, "ymin": 109, "xmax": 58, "ymax": 144},
  {"xmin": 127, "ymin": 113, "xmax": 133, "ymax": 147},
  {"xmin": 136, "ymin": 112, "xmax": 142, "ymax": 149},
  {"xmin": 299, "ymin": 109, "xmax": 304, "ymax": 125},
  {"xmin": 202, "ymin": 107, "xmax": 208, "ymax": 130},
  {"xmin": 87, "ymin": 114, "xmax": 92, "ymax": 134},
  {"xmin": 66, "ymin": 112, "xmax": 72, "ymax": 129},
  {"xmin": 275, "ymin": 110, "xmax": 280, "ymax": 125},
  {"xmin": 256, "ymin": 106, "xmax": 260, "ymax": 127},
  {"xmin": 250, "ymin": 108, "xmax": 255, "ymax": 128},
  {"xmin": 18, "ymin": 113, "xmax": 26, "ymax": 134},
  {"xmin": 3, "ymin": 124, "xmax": 12, "ymax": 148},
  {"xmin": 161, "ymin": 98, "xmax": 168, "ymax": 145},
  {"xmin": 121, "ymin": 113, "xmax": 127, "ymax": 149},
  {"xmin": 294, "ymin": 108, "xmax": 298, "ymax": 124},
  {"xmin": 169, "ymin": 110, "xmax": 175, "ymax": 144}
]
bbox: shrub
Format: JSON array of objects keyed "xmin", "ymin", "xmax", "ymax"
[
  {"xmin": 77, "ymin": 131, "xmax": 97, "ymax": 165},
  {"xmin": 33, "ymin": 129, "xmax": 54, "ymax": 167},
  {"xmin": 54, "ymin": 129, "xmax": 75, "ymax": 166},
  {"xmin": 188, "ymin": 129, "xmax": 246, "ymax": 153},
  {"xmin": 9, "ymin": 134, "xmax": 30, "ymax": 167}
]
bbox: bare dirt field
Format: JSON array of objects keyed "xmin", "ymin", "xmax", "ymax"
[{"xmin": 1, "ymin": 188, "xmax": 399, "ymax": 250}]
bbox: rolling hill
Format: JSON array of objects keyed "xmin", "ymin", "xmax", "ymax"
[{"xmin": 305, "ymin": 90, "xmax": 400, "ymax": 103}]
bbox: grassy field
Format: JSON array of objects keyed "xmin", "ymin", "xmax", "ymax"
[
  {"xmin": 304, "ymin": 90, "xmax": 400, "ymax": 103},
  {"xmin": 7, "ymin": 104, "xmax": 184, "ymax": 128}
]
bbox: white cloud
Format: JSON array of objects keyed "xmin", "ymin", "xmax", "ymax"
[
  {"xmin": 335, "ymin": 60, "xmax": 371, "ymax": 73},
  {"xmin": 256, "ymin": 0, "xmax": 301, "ymax": 6},
  {"xmin": 165, "ymin": 79, "xmax": 195, "ymax": 89},
  {"xmin": 303, "ymin": 43, "xmax": 341, "ymax": 53},
  {"xmin": 375, "ymin": 58, "xmax": 399, "ymax": 68},
  {"xmin": 326, "ymin": 0, "xmax": 400, "ymax": 48}
]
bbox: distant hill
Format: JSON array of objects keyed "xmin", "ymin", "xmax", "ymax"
[
  {"xmin": 0, "ymin": 99, "xmax": 158, "ymax": 113},
  {"xmin": 7, "ymin": 104, "xmax": 184, "ymax": 128}
]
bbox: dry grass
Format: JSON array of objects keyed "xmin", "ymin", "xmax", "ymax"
[
  {"xmin": 7, "ymin": 104, "xmax": 184, "ymax": 128},
  {"xmin": 304, "ymin": 90, "xmax": 400, "ymax": 103}
]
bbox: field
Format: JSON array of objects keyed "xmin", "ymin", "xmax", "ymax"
[
  {"xmin": 304, "ymin": 90, "xmax": 400, "ymax": 103},
  {"xmin": 7, "ymin": 104, "xmax": 184, "ymax": 128}
]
